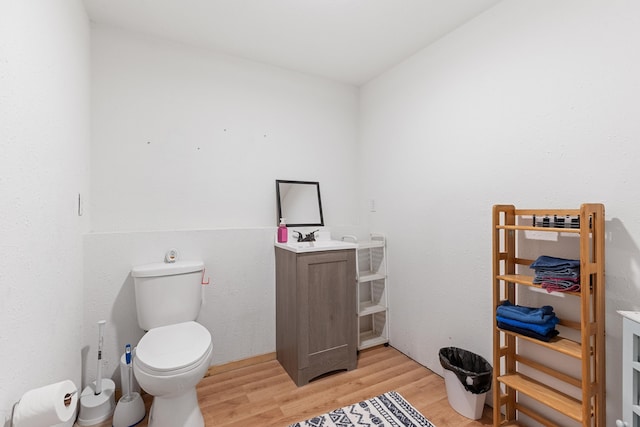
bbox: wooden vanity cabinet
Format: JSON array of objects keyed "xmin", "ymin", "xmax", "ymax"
[{"xmin": 275, "ymin": 247, "xmax": 357, "ymax": 386}]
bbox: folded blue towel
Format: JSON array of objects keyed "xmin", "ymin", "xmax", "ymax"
[
  {"xmin": 534, "ymin": 268, "xmax": 579, "ymax": 278},
  {"xmin": 530, "ymin": 255, "xmax": 580, "ymax": 270},
  {"xmin": 496, "ymin": 301, "xmax": 555, "ymax": 325},
  {"xmin": 498, "ymin": 321, "xmax": 559, "ymax": 342},
  {"xmin": 496, "ymin": 315, "xmax": 559, "ymax": 336}
]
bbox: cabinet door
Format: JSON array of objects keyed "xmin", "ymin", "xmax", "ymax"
[{"xmin": 297, "ymin": 250, "xmax": 356, "ymax": 374}]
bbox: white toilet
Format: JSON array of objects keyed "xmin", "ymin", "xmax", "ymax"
[{"xmin": 131, "ymin": 260, "xmax": 213, "ymax": 427}]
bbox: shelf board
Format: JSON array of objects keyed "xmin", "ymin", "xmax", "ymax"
[
  {"xmin": 498, "ymin": 373, "xmax": 583, "ymax": 423},
  {"xmin": 359, "ymin": 331, "xmax": 388, "ymax": 350},
  {"xmin": 496, "ymin": 274, "xmax": 583, "ymax": 297},
  {"xmin": 497, "ymin": 328, "xmax": 583, "ymax": 359},
  {"xmin": 359, "ymin": 301, "xmax": 387, "ymax": 316},
  {"xmin": 359, "ymin": 271, "xmax": 385, "ymax": 282},
  {"xmin": 496, "ymin": 224, "xmax": 581, "ymax": 233},
  {"xmin": 357, "ymin": 240, "xmax": 385, "ymax": 249}
]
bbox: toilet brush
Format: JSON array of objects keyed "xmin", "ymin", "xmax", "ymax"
[
  {"xmin": 113, "ymin": 344, "xmax": 146, "ymax": 427},
  {"xmin": 77, "ymin": 320, "xmax": 116, "ymax": 426},
  {"xmin": 95, "ymin": 320, "xmax": 105, "ymax": 394}
]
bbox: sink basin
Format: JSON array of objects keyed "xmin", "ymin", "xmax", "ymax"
[{"xmin": 275, "ymin": 239, "xmax": 357, "ymax": 253}]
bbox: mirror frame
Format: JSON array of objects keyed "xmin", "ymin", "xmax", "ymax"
[{"xmin": 275, "ymin": 179, "xmax": 324, "ymax": 227}]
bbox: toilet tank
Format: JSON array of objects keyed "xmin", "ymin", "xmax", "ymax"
[{"xmin": 131, "ymin": 261, "xmax": 204, "ymax": 331}]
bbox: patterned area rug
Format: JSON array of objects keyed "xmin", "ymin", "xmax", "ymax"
[{"xmin": 289, "ymin": 391, "xmax": 436, "ymax": 427}]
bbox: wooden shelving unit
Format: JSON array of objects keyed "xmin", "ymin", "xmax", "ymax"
[{"xmin": 492, "ymin": 204, "xmax": 605, "ymax": 426}]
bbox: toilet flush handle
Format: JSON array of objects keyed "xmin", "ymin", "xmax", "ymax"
[{"xmin": 165, "ymin": 248, "xmax": 179, "ymax": 263}]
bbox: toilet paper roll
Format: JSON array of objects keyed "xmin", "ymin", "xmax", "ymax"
[{"xmin": 13, "ymin": 380, "xmax": 78, "ymax": 427}]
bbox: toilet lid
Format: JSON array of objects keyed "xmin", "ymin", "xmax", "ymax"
[{"xmin": 136, "ymin": 321, "xmax": 212, "ymax": 373}]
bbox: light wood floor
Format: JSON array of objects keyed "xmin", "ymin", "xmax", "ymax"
[{"xmin": 91, "ymin": 345, "xmax": 493, "ymax": 426}]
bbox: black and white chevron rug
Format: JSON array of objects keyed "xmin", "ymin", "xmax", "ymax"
[{"xmin": 289, "ymin": 391, "xmax": 436, "ymax": 427}]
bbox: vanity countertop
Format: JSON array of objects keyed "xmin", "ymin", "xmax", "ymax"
[{"xmin": 274, "ymin": 239, "xmax": 356, "ymax": 253}]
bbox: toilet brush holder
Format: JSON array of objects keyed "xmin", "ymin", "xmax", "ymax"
[
  {"xmin": 112, "ymin": 392, "xmax": 145, "ymax": 427},
  {"xmin": 78, "ymin": 321, "xmax": 115, "ymax": 426},
  {"xmin": 77, "ymin": 379, "xmax": 116, "ymax": 426},
  {"xmin": 113, "ymin": 343, "xmax": 145, "ymax": 427}
]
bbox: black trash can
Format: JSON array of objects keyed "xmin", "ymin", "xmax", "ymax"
[{"xmin": 439, "ymin": 347, "xmax": 492, "ymax": 419}]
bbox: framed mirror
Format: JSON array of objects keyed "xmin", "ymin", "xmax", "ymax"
[{"xmin": 275, "ymin": 180, "xmax": 324, "ymax": 227}]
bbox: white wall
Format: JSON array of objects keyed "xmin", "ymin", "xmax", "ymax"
[
  {"xmin": 359, "ymin": 1, "xmax": 640, "ymax": 425},
  {"xmin": 0, "ymin": 0, "xmax": 90, "ymax": 423},
  {"xmin": 90, "ymin": 24, "xmax": 360, "ymax": 232},
  {"xmin": 84, "ymin": 25, "xmax": 362, "ymax": 386}
]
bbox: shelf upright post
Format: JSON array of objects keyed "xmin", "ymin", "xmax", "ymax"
[{"xmin": 492, "ymin": 205, "xmax": 517, "ymax": 424}]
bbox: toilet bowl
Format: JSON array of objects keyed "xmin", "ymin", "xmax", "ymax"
[{"xmin": 134, "ymin": 321, "xmax": 213, "ymax": 427}]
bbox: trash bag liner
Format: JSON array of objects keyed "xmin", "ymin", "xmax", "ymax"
[{"xmin": 439, "ymin": 347, "xmax": 492, "ymax": 394}]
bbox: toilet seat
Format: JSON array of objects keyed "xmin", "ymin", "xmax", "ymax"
[{"xmin": 135, "ymin": 321, "xmax": 212, "ymax": 376}]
